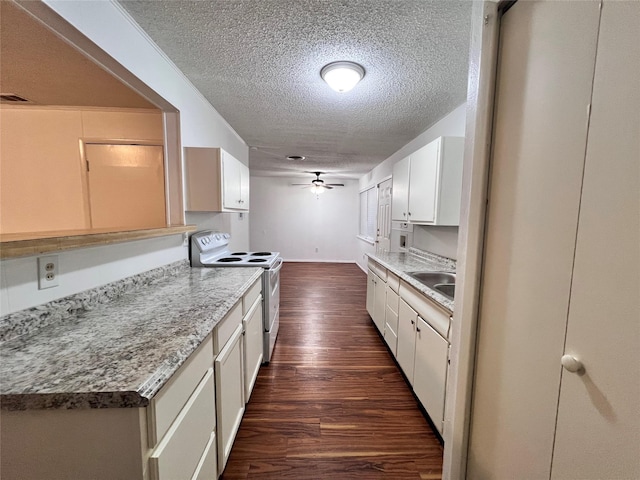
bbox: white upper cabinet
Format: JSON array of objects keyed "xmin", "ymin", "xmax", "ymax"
[
  {"xmin": 184, "ymin": 147, "xmax": 249, "ymax": 212},
  {"xmin": 391, "ymin": 156, "xmax": 410, "ymax": 221},
  {"xmin": 392, "ymin": 136, "xmax": 464, "ymax": 225}
]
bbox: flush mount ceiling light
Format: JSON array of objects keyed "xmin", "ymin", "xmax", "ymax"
[{"xmin": 320, "ymin": 61, "xmax": 365, "ymax": 93}]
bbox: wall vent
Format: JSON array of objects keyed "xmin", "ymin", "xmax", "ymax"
[{"xmin": 0, "ymin": 93, "xmax": 33, "ymax": 104}]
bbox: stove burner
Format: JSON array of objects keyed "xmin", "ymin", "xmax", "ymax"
[
  {"xmin": 231, "ymin": 252, "xmax": 248, "ymax": 255},
  {"xmin": 248, "ymin": 258, "xmax": 267, "ymax": 263},
  {"xmin": 251, "ymin": 252, "xmax": 272, "ymax": 256},
  {"xmin": 218, "ymin": 257, "xmax": 242, "ymax": 262}
]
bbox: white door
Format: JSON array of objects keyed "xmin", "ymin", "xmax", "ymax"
[
  {"xmin": 85, "ymin": 143, "xmax": 166, "ymax": 229},
  {"xmin": 468, "ymin": 1, "xmax": 602, "ymax": 477},
  {"xmin": 551, "ymin": 2, "xmax": 640, "ymax": 478},
  {"xmin": 376, "ymin": 178, "xmax": 392, "ymax": 253}
]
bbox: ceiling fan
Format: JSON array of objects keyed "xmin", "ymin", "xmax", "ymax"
[{"xmin": 292, "ymin": 172, "xmax": 344, "ymax": 194}]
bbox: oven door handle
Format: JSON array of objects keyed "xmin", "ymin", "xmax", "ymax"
[{"xmin": 271, "ymin": 257, "xmax": 284, "ymax": 273}]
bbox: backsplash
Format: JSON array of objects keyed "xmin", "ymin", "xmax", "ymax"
[{"xmin": 0, "ymin": 260, "xmax": 188, "ymax": 343}]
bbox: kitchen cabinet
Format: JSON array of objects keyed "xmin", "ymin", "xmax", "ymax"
[
  {"xmin": 388, "ymin": 274, "xmax": 451, "ymax": 434},
  {"xmin": 391, "ymin": 136, "xmax": 464, "ymax": 225},
  {"xmin": 413, "ymin": 317, "xmax": 449, "ymax": 435},
  {"xmin": 384, "ymin": 285, "xmax": 399, "ymax": 356},
  {"xmin": 366, "ymin": 259, "xmax": 387, "ymax": 334},
  {"xmin": 0, "ymin": 279, "xmax": 264, "ymax": 480},
  {"xmin": 242, "ymin": 281, "xmax": 263, "ymax": 402},
  {"xmin": 184, "ymin": 147, "xmax": 249, "ymax": 212},
  {"xmin": 397, "ymin": 298, "xmax": 417, "ymax": 385},
  {"xmin": 391, "ymin": 156, "xmax": 410, "ymax": 221},
  {"xmin": 214, "ymin": 323, "xmax": 244, "ymax": 475}
]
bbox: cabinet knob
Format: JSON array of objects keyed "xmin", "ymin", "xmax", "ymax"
[
  {"xmin": 416, "ymin": 326, "xmax": 421, "ymax": 332},
  {"xmin": 403, "ymin": 212, "xmax": 406, "ymax": 216},
  {"xmin": 561, "ymin": 354, "xmax": 584, "ymax": 373},
  {"xmin": 408, "ymin": 212, "xmax": 411, "ymax": 216},
  {"xmin": 410, "ymin": 319, "xmax": 414, "ymax": 325}
]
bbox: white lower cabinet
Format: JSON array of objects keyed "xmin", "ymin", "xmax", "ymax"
[
  {"xmin": 243, "ymin": 294, "xmax": 263, "ymax": 401},
  {"xmin": 384, "ymin": 286, "xmax": 399, "ymax": 356},
  {"xmin": 413, "ymin": 317, "xmax": 449, "ymax": 435},
  {"xmin": 150, "ymin": 369, "xmax": 216, "ymax": 480},
  {"xmin": 191, "ymin": 431, "xmax": 218, "ymax": 480},
  {"xmin": 397, "ymin": 298, "xmax": 417, "ymax": 385},
  {"xmin": 215, "ymin": 324, "xmax": 245, "ymax": 475},
  {"xmin": 396, "ymin": 283, "xmax": 451, "ymax": 435}
]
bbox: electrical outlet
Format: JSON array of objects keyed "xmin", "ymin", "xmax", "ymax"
[{"xmin": 38, "ymin": 255, "xmax": 59, "ymax": 289}]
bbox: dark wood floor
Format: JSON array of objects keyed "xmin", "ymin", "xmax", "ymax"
[{"xmin": 221, "ymin": 262, "xmax": 443, "ymax": 479}]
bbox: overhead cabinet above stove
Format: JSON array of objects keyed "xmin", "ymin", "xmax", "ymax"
[
  {"xmin": 184, "ymin": 147, "xmax": 250, "ymax": 212},
  {"xmin": 392, "ymin": 136, "xmax": 464, "ymax": 226}
]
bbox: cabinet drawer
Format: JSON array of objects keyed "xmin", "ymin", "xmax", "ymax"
[
  {"xmin": 214, "ymin": 301, "xmax": 242, "ymax": 355},
  {"xmin": 368, "ymin": 258, "xmax": 387, "ymax": 281},
  {"xmin": 242, "ymin": 279, "xmax": 262, "ymax": 316},
  {"xmin": 387, "ymin": 271, "xmax": 400, "ymax": 293},
  {"xmin": 149, "ymin": 334, "xmax": 213, "ymax": 445},
  {"xmin": 400, "ymin": 281, "xmax": 450, "ymax": 340},
  {"xmin": 191, "ymin": 431, "xmax": 217, "ymax": 480},
  {"xmin": 150, "ymin": 369, "xmax": 216, "ymax": 480}
]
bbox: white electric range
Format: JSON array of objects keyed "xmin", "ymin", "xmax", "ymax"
[{"xmin": 190, "ymin": 231, "xmax": 283, "ymax": 363}]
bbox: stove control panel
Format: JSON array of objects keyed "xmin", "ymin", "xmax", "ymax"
[{"xmin": 191, "ymin": 231, "xmax": 231, "ymax": 252}]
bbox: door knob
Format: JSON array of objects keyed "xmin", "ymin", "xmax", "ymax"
[{"xmin": 561, "ymin": 354, "xmax": 584, "ymax": 373}]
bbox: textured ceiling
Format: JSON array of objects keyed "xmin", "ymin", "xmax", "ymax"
[
  {"xmin": 0, "ymin": 2, "xmax": 156, "ymax": 109},
  {"xmin": 119, "ymin": 0, "xmax": 471, "ymax": 177}
]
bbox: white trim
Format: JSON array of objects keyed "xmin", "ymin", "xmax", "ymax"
[
  {"xmin": 357, "ymin": 235, "xmax": 375, "ymax": 245},
  {"xmin": 442, "ymin": 2, "xmax": 500, "ymax": 480},
  {"xmin": 358, "ymin": 184, "xmax": 376, "ymax": 194},
  {"xmin": 109, "ymin": 1, "xmax": 248, "ymax": 147}
]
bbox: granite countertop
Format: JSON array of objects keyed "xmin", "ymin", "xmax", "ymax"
[
  {"xmin": 366, "ymin": 248, "xmax": 456, "ymax": 313},
  {"xmin": 0, "ymin": 263, "xmax": 262, "ymax": 411}
]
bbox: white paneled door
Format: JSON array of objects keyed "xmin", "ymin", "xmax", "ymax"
[
  {"xmin": 469, "ymin": 1, "xmax": 640, "ymax": 478},
  {"xmin": 376, "ymin": 178, "xmax": 392, "ymax": 253},
  {"xmin": 550, "ymin": 2, "xmax": 640, "ymax": 478}
]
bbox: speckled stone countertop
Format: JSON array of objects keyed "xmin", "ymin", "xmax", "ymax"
[
  {"xmin": 366, "ymin": 248, "xmax": 456, "ymax": 313},
  {"xmin": 0, "ymin": 263, "xmax": 262, "ymax": 411}
]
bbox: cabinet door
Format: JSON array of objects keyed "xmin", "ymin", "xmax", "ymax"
[
  {"xmin": 391, "ymin": 156, "xmax": 410, "ymax": 221},
  {"xmin": 86, "ymin": 144, "xmax": 166, "ymax": 229},
  {"xmin": 408, "ymin": 139, "xmax": 439, "ymax": 223},
  {"xmin": 384, "ymin": 286, "xmax": 399, "ymax": 356},
  {"xmin": 221, "ymin": 151, "xmax": 241, "ymax": 210},
  {"xmin": 215, "ymin": 324, "xmax": 245, "ymax": 475},
  {"xmin": 413, "ymin": 317, "xmax": 449, "ymax": 434},
  {"xmin": 373, "ymin": 273, "xmax": 386, "ymax": 334},
  {"xmin": 397, "ymin": 298, "xmax": 417, "ymax": 385},
  {"xmin": 243, "ymin": 296, "xmax": 263, "ymax": 402},
  {"xmin": 239, "ymin": 162, "xmax": 250, "ymax": 210},
  {"xmin": 366, "ymin": 269, "xmax": 376, "ymax": 318}
]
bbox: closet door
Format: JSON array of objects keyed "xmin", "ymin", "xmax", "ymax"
[
  {"xmin": 467, "ymin": 1, "xmax": 601, "ymax": 478},
  {"xmin": 551, "ymin": 2, "xmax": 640, "ymax": 478}
]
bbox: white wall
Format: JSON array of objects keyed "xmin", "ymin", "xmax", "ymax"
[
  {"xmin": 0, "ymin": 1, "xmax": 249, "ymax": 315},
  {"xmin": 249, "ymin": 177, "xmax": 359, "ymax": 262},
  {"xmin": 356, "ymin": 104, "xmax": 467, "ymax": 271}
]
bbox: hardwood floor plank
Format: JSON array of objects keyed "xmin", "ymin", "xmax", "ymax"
[{"xmin": 221, "ymin": 263, "xmax": 443, "ymax": 479}]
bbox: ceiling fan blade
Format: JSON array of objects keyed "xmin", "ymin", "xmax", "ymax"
[
  {"xmin": 326, "ymin": 183, "xmax": 345, "ymax": 187},
  {"xmin": 291, "ymin": 183, "xmax": 310, "ymax": 186},
  {"xmin": 324, "ymin": 185, "xmax": 334, "ymax": 189}
]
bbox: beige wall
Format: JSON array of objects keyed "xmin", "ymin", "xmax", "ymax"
[{"xmin": 0, "ymin": 106, "xmax": 163, "ymax": 234}]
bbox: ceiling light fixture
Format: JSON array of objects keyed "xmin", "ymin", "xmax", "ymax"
[
  {"xmin": 286, "ymin": 155, "xmax": 306, "ymax": 161},
  {"xmin": 310, "ymin": 184, "xmax": 326, "ymax": 194},
  {"xmin": 320, "ymin": 61, "xmax": 365, "ymax": 93}
]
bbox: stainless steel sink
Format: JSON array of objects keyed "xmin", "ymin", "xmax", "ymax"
[
  {"xmin": 434, "ymin": 283, "xmax": 455, "ymax": 300},
  {"xmin": 407, "ymin": 271, "xmax": 456, "ymax": 300}
]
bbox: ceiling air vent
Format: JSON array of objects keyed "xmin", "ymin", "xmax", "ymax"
[{"xmin": 0, "ymin": 94, "xmax": 33, "ymax": 104}]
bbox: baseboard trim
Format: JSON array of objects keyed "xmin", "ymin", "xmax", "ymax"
[{"xmin": 284, "ymin": 259, "xmax": 357, "ymax": 264}]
